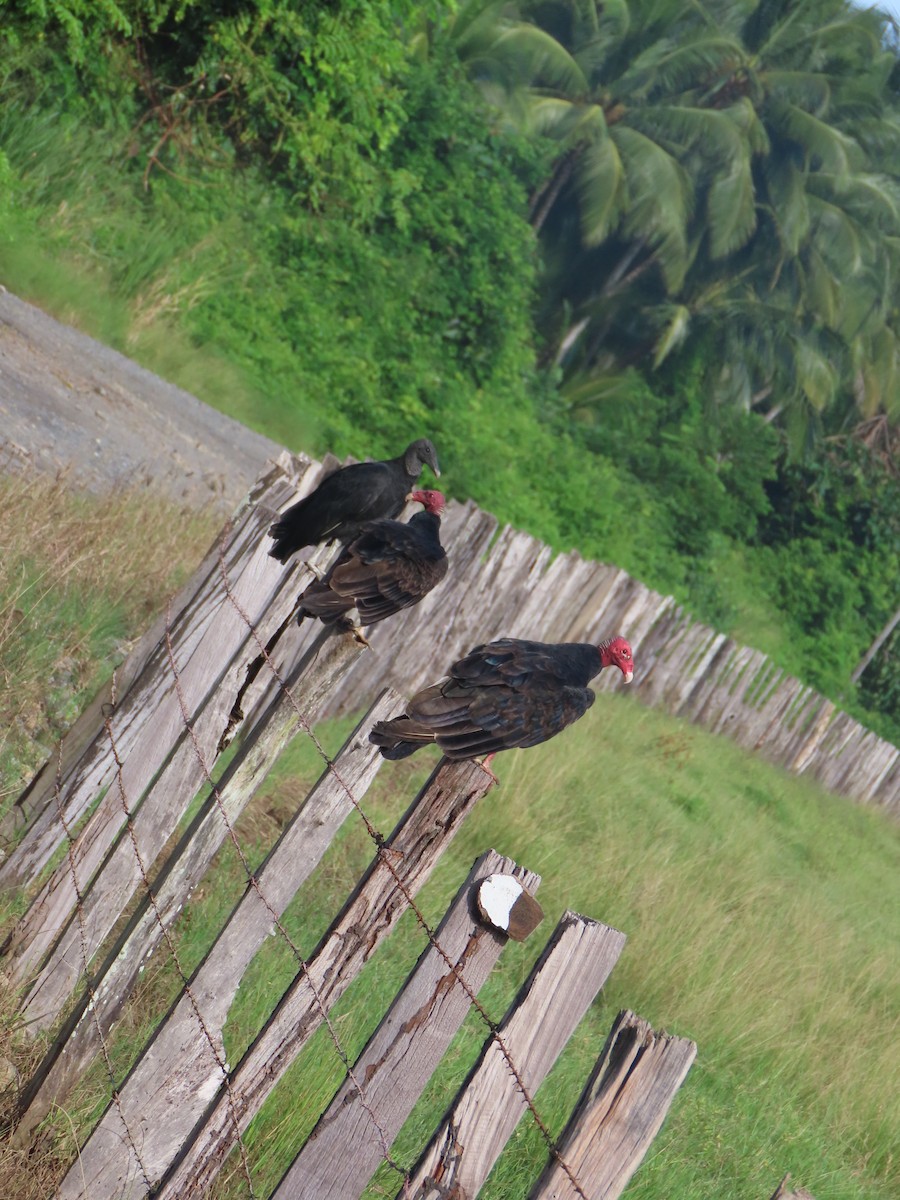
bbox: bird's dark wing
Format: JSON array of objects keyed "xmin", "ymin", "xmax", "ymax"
[
  {"xmin": 449, "ymin": 638, "xmax": 597, "ymax": 689},
  {"xmin": 406, "ymin": 672, "xmax": 595, "ymax": 758},
  {"xmin": 268, "ymin": 460, "xmax": 406, "ymax": 560},
  {"xmin": 325, "ymin": 514, "xmax": 448, "ymax": 623}
]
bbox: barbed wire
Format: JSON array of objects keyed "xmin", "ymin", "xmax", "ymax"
[{"xmin": 163, "ymin": 594, "xmax": 411, "ymax": 1192}]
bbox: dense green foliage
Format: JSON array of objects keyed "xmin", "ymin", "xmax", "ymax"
[{"xmin": 0, "ymin": 0, "xmax": 898, "ymax": 741}]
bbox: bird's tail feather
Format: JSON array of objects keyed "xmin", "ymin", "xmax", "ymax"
[{"xmin": 369, "ymin": 717, "xmax": 435, "ymax": 759}]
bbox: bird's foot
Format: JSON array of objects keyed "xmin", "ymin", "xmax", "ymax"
[
  {"xmin": 338, "ymin": 607, "xmax": 370, "ymax": 647},
  {"xmin": 301, "ymin": 559, "xmax": 326, "ymax": 581},
  {"xmin": 476, "ymin": 753, "xmax": 500, "ymax": 786}
]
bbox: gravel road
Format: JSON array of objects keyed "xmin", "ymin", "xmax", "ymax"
[{"xmin": 0, "ymin": 289, "xmax": 285, "ymax": 509}]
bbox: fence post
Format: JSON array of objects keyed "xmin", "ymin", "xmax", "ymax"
[
  {"xmin": 403, "ymin": 911, "xmax": 627, "ymax": 1200},
  {"xmin": 528, "ymin": 1010, "xmax": 696, "ymax": 1200},
  {"xmin": 57, "ymin": 757, "xmax": 497, "ymax": 1200}
]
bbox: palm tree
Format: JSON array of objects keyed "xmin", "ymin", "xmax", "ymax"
[{"xmin": 457, "ymin": 0, "xmax": 900, "ymax": 435}]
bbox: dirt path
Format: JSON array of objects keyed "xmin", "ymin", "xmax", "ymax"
[{"xmin": 0, "ymin": 289, "xmax": 284, "ymax": 509}]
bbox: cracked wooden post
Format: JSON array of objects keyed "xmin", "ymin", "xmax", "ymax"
[
  {"xmin": 14, "ymin": 687, "xmax": 401, "ymax": 1141},
  {"xmin": 57, "ymin": 757, "xmax": 496, "ymax": 1200},
  {"xmin": 402, "ymin": 911, "xmax": 627, "ymax": 1200},
  {"xmin": 272, "ymin": 849, "xmax": 542, "ymax": 1200},
  {"xmin": 528, "ymin": 1010, "xmax": 696, "ymax": 1200}
]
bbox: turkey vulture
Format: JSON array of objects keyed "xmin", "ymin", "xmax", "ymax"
[
  {"xmin": 268, "ymin": 439, "xmax": 440, "ymax": 563},
  {"xmin": 296, "ymin": 489, "xmax": 449, "ymax": 636},
  {"xmin": 369, "ymin": 635, "xmax": 634, "ymax": 761}
]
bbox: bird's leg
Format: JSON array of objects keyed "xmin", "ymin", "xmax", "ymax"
[
  {"xmin": 475, "ymin": 752, "xmax": 500, "ymax": 786},
  {"xmin": 350, "ymin": 625, "xmax": 371, "ymax": 648},
  {"xmin": 337, "ymin": 607, "xmax": 370, "ymax": 648},
  {"xmin": 300, "ymin": 559, "xmax": 327, "ymax": 581}
]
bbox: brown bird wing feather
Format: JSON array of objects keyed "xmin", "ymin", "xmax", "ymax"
[
  {"xmin": 298, "ymin": 509, "xmax": 447, "ymax": 626},
  {"xmin": 370, "ymin": 638, "xmax": 600, "ymax": 760}
]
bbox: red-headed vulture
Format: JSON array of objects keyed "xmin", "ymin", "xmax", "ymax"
[{"xmin": 370, "ymin": 635, "xmax": 634, "ymax": 761}]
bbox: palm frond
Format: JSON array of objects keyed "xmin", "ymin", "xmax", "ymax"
[
  {"xmin": 617, "ymin": 35, "xmax": 744, "ymax": 101},
  {"xmin": 524, "ymin": 96, "xmax": 606, "ymax": 143},
  {"xmin": 574, "ymin": 135, "xmax": 625, "ymax": 246},
  {"xmin": 793, "ymin": 336, "xmax": 839, "ymax": 412},
  {"xmin": 652, "ymin": 303, "xmax": 691, "ymax": 366},
  {"xmin": 707, "ymin": 155, "xmax": 757, "ymax": 258},
  {"xmin": 763, "ymin": 157, "xmax": 810, "ymax": 256},
  {"xmin": 613, "ymin": 124, "xmax": 692, "ymax": 290},
  {"xmin": 492, "ymin": 23, "xmax": 589, "ymax": 93},
  {"xmin": 857, "ymin": 328, "xmax": 899, "ymax": 419},
  {"xmin": 805, "ymin": 192, "xmax": 864, "ymax": 275},
  {"xmin": 722, "ymin": 97, "xmax": 771, "ymax": 156},
  {"xmin": 763, "ymin": 69, "xmax": 831, "ymax": 116},
  {"xmin": 767, "ymin": 98, "xmax": 862, "ymax": 174},
  {"xmin": 629, "ymin": 104, "xmax": 746, "ymax": 159},
  {"xmin": 808, "ymin": 171, "xmax": 900, "ymax": 231}
]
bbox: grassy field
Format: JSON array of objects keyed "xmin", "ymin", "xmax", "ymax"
[{"xmin": 0, "ymin": 472, "xmax": 897, "ymax": 1200}]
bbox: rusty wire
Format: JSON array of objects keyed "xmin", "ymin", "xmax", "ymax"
[
  {"xmin": 163, "ymin": 594, "xmax": 411, "ymax": 1192},
  {"xmin": 101, "ymin": 693, "xmax": 258, "ymax": 1198},
  {"xmin": 54, "ymin": 717, "xmax": 154, "ymax": 1197}
]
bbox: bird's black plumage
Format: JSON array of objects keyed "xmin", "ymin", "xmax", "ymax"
[
  {"xmin": 296, "ymin": 491, "xmax": 448, "ymax": 629},
  {"xmin": 369, "ymin": 638, "xmax": 628, "ymax": 761},
  {"xmin": 268, "ymin": 439, "xmax": 440, "ymax": 564}
]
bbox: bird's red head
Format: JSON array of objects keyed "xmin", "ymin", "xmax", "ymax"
[
  {"xmin": 409, "ymin": 489, "xmax": 446, "ymax": 515},
  {"xmin": 599, "ymin": 635, "xmax": 634, "ymax": 683}
]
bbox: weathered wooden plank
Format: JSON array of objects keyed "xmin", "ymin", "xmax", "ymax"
[
  {"xmin": 16, "ymin": 621, "xmax": 372, "ymax": 1034},
  {"xmin": 528, "ymin": 1010, "xmax": 696, "ymax": 1200},
  {"xmin": 4, "ymin": 503, "xmax": 337, "ymax": 989},
  {"xmin": 402, "ymin": 911, "xmax": 627, "ymax": 1200},
  {"xmin": 872, "ymin": 755, "xmax": 900, "ymax": 816},
  {"xmin": 59, "ymin": 757, "xmax": 496, "ymax": 1200},
  {"xmin": 0, "ymin": 459, "xmax": 314, "ymax": 893},
  {"xmin": 273, "ymin": 849, "xmax": 542, "ymax": 1200},
  {"xmin": 15, "ymin": 681, "xmax": 399, "ymax": 1141}
]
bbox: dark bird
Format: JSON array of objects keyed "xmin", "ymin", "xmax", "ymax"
[
  {"xmin": 296, "ymin": 489, "xmax": 449, "ymax": 638},
  {"xmin": 268, "ymin": 439, "xmax": 440, "ymax": 564},
  {"xmin": 369, "ymin": 635, "xmax": 634, "ymax": 763}
]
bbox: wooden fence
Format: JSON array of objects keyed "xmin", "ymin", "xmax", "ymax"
[{"xmin": 1, "ymin": 453, "xmax": 697, "ymax": 1200}]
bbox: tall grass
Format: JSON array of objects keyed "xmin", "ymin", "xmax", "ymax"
[{"xmin": 0, "ymin": 470, "xmax": 219, "ymax": 808}]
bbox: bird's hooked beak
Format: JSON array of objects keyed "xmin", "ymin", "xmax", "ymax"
[{"xmin": 622, "ymin": 669, "xmax": 634, "ymax": 684}]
